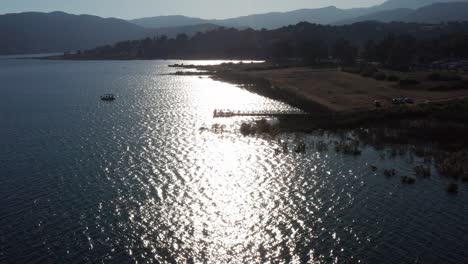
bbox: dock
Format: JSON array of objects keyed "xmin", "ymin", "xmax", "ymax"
[{"xmin": 213, "ymin": 109, "xmax": 306, "ymax": 118}]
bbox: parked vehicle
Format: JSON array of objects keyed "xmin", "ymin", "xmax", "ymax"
[{"xmin": 392, "ymin": 98, "xmax": 404, "ymax": 105}]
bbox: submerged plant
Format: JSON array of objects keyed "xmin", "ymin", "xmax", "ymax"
[
  {"xmin": 401, "ymin": 176, "xmax": 416, "ymax": 184},
  {"xmin": 437, "ymin": 150, "xmax": 468, "ymax": 179},
  {"xmin": 414, "ymin": 165, "xmax": 431, "ymax": 178},
  {"xmin": 315, "ymin": 140, "xmax": 329, "ymax": 152},
  {"xmin": 240, "ymin": 118, "xmax": 278, "ymax": 136},
  {"xmin": 335, "ymin": 140, "xmax": 362, "ymax": 155},
  {"xmin": 383, "ymin": 169, "xmax": 397, "ymax": 177},
  {"xmin": 240, "ymin": 123, "xmax": 254, "ymax": 136},
  {"xmin": 446, "ymin": 183, "xmax": 459, "ymax": 193}
]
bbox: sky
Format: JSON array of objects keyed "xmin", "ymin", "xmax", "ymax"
[{"xmin": 0, "ymin": 0, "xmax": 386, "ymax": 19}]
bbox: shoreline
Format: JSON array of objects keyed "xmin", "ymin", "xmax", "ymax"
[
  {"xmin": 168, "ymin": 62, "xmax": 468, "ymax": 129},
  {"xmin": 172, "ymin": 62, "xmax": 468, "ymax": 165}
]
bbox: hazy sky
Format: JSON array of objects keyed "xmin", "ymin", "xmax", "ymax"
[{"xmin": 1, "ymin": 0, "xmax": 386, "ymax": 19}]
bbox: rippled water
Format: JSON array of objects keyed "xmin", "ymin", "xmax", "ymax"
[{"xmin": 1, "ymin": 58, "xmax": 467, "ymax": 264}]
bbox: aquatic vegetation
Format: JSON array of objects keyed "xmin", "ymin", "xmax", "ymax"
[
  {"xmin": 383, "ymin": 169, "xmax": 397, "ymax": 177},
  {"xmin": 240, "ymin": 123, "xmax": 254, "ymax": 136},
  {"xmin": 294, "ymin": 142, "xmax": 306, "ymax": 154},
  {"xmin": 414, "ymin": 165, "xmax": 431, "ymax": 178},
  {"xmin": 401, "ymin": 176, "xmax": 416, "ymax": 184},
  {"xmin": 212, "ymin": 123, "xmax": 226, "ymax": 134},
  {"xmin": 274, "ymin": 148, "xmax": 282, "ymax": 156},
  {"xmin": 446, "ymin": 183, "xmax": 459, "ymax": 193},
  {"xmin": 369, "ymin": 165, "xmax": 378, "ymax": 172},
  {"xmin": 436, "ymin": 150, "xmax": 468, "ymax": 179},
  {"xmin": 255, "ymin": 118, "xmax": 273, "ymax": 134},
  {"xmin": 240, "ymin": 118, "xmax": 278, "ymax": 136},
  {"xmin": 282, "ymin": 142, "xmax": 289, "ymax": 154},
  {"xmin": 335, "ymin": 140, "xmax": 362, "ymax": 155},
  {"xmin": 315, "ymin": 140, "xmax": 329, "ymax": 152}
]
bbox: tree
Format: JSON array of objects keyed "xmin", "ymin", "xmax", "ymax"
[
  {"xmin": 386, "ymin": 34, "xmax": 417, "ymax": 70},
  {"xmin": 298, "ymin": 40, "xmax": 328, "ymax": 64},
  {"xmin": 332, "ymin": 39, "xmax": 358, "ymax": 65},
  {"xmin": 176, "ymin": 33, "xmax": 189, "ymax": 42},
  {"xmin": 362, "ymin": 40, "xmax": 377, "ymax": 62}
]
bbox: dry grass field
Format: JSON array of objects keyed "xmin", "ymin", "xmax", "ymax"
[{"xmin": 244, "ymin": 67, "xmax": 468, "ymax": 112}]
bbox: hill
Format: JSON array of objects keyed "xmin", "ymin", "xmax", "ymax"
[
  {"xmin": 337, "ymin": 2, "xmax": 468, "ymax": 24},
  {"xmin": 409, "ymin": 2, "xmax": 468, "ymax": 23},
  {"xmin": 336, "ymin": 8, "xmax": 413, "ymax": 24},
  {"xmin": 62, "ymin": 21, "xmax": 468, "ymax": 61},
  {"xmin": 128, "ymin": 0, "xmax": 468, "ymax": 29},
  {"xmin": 370, "ymin": 0, "xmax": 466, "ymax": 11},
  {"xmin": 129, "ymin": 7, "xmax": 368, "ymax": 29},
  {"xmin": 213, "ymin": 7, "xmax": 368, "ymax": 29},
  {"xmin": 0, "ymin": 12, "xmax": 226, "ymax": 55},
  {"xmin": 131, "ymin": 15, "xmax": 207, "ymax": 28},
  {"xmin": 0, "ymin": 11, "xmax": 149, "ymax": 55}
]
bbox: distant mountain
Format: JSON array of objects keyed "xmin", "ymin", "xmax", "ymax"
[
  {"xmin": 337, "ymin": 2, "xmax": 468, "ymax": 24},
  {"xmin": 213, "ymin": 6, "xmax": 368, "ymax": 29},
  {"xmin": 0, "ymin": 11, "xmax": 149, "ymax": 55},
  {"xmin": 129, "ymin": 0, "xmax": 468, "ymax": 29},
  {"xmin": 74, "ymin": 20, "xmax": 468, "ymax": 61},
  {"xmin": 0, "ymin": 12, "xmax": 224, "ymax": 55},
  {"xmin": 336, "ymin": 8, "xmax": 413, "ymax": 25},
  {"xmin": 370, "ymin": 0, "xmax": 466, "ymax": 11},
  {"xmin": 3, "ymin": 0, "xmax": 468, "ymax": 55},
  {"xmin": 130, "ymin": 7, "xmax": 369, "ymax": 30},
  {"xmin": 131, "ymin": 15, "xmax": 207, "ymax": 28},
  {"xmin": 408, "ymin": 2, "xmax": 468, "ymax": 23}
]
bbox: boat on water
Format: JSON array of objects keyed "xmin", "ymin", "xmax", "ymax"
[{"xmin": 100, "ymin": 94, "xmax": 115, "ymax": 101}]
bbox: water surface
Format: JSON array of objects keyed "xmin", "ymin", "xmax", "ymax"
[{"xmin": 0, "ymin": 58, "xmax": 467, "ymax": 263}]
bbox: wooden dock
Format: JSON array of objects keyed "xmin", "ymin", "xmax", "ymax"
[{"xmin": 213, "ymin": 109, "xmax": 306, "ymax": 118}]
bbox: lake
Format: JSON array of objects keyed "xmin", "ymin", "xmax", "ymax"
[{"xmin": 0, "ymin": 58, "xmax": 467, "ymax": 263}]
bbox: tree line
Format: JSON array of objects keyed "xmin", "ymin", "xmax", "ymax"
[{"xmin": 72, "ymin": 21, "xmax": 468, "ymax": 69}]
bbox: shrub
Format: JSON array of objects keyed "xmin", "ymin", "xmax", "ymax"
[
  {"xmin": 342, "ymin": 67, "xmax": 360, "ymax": 74},
  {"xmin": 373, "ymin": 72, "xmax": 387, "ymax": 80},
  {"xmin": 399, "ymin": 79, "xmax": 420, "ymax": 86},
  {"xmin": 360, "ymin": 67, "xmax": 377, "ymax": 77},
  {"xmin": 427, "ymin": 72, "xmax": 441, "ymax": 81},
  {"xmin": 387, "ymin": 75, "xmax": 400, "ymax": 82},
  {"xmin": 427, "ymin": 72, "xmax": 462, "ymax": 82},
  {"xmin": 441, "ymin": 73, "xmax": 461, "ymax": 81}
]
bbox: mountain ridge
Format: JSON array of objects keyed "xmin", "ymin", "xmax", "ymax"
[
  {"xmin": 129, "ymin": 0, "xmax": 468, "ymax": 29},
  {"xmin": 336, "ymin": 2, "xmax": 468, "ymax": 25},
  {"xmin": 2, "ymin": 0, "xmax": 468, "ymax": 55}
]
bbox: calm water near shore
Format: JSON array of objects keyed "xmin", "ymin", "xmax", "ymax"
[{"xmin": 0, "ymin": 58, "xmax": 467, "ymax": 263}]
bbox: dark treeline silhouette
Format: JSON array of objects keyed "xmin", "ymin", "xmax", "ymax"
[
  {"xmin": 362, "ymin": 33, "xmax": 468, "ymax": 70},
  {"xmin": 71, "ymin": 21, "xmax": 468, "ymax": 67}
]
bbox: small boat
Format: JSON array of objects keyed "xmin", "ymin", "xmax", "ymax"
[{"xmin": 100, "ymin": 94, "xmax": 115, "ymax": 101}]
